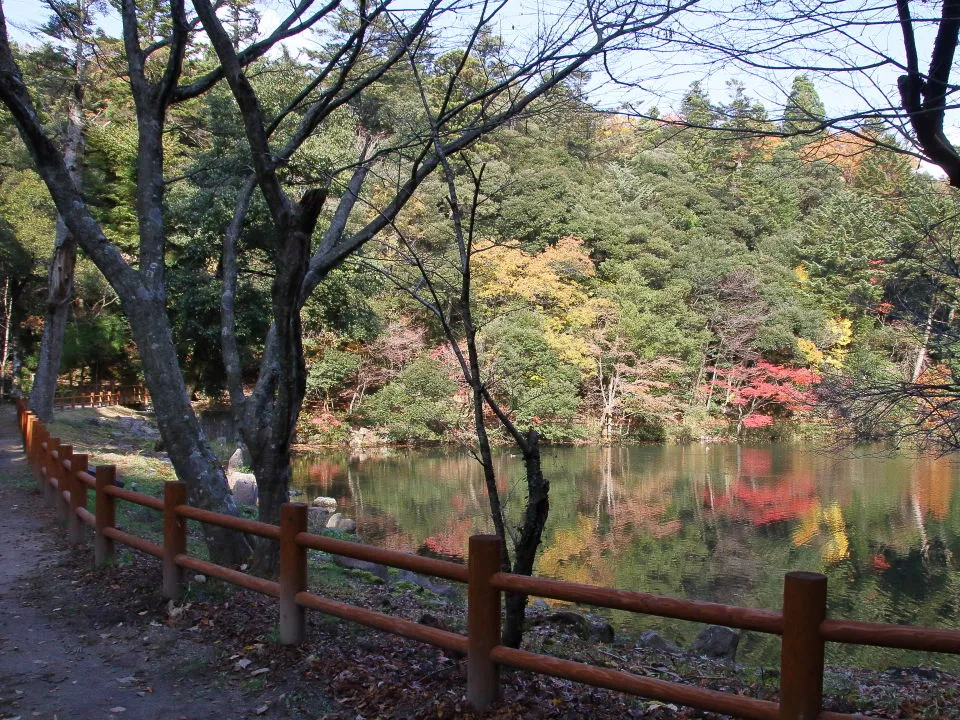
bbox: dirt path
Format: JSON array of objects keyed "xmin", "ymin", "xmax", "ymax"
[{"xmin": 0, "ymin": 406, "xmax": 251, "ymax": 720}]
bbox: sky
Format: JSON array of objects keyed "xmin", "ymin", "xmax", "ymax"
[{"xmin": 1, "ymin": 0, "xmax": 954, "ymax": 173}]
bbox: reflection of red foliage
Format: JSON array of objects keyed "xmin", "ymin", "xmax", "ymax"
[
  {"xmin": 739, "ymin": 448, "xmax": 773, "ymax": 478},
  {"xmin": 308, "ymin": 460, "xmax": 342, "ymax": 487},
  {"xmin": 450, "ymin": 494, "xmax": 467, "ymax": 513},
  {"xmin": 704, "ymin": 468, "xmax": 818, "ymax": 525},
  {"xmin": 423, "ymin": 518, "xmax": 474, "ymax": 559}
]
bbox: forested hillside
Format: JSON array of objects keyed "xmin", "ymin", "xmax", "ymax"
[{"xmin": 2, "ymin": 27, "xmax": 956, "ymax": 448}]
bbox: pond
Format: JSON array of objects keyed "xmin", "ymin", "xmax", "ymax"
[{"xmin": 291, "ymin": 443, "xmax": 960, "ymax": 668}]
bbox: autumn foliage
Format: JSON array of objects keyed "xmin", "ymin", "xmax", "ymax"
[{"xmin": 706, "ymin": 361, "xmax": 820, "ymax": 432}]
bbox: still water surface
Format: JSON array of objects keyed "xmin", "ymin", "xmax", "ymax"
[{"xmin": 291, "ymin": 444, "xmax": 960, "ymax": 667}]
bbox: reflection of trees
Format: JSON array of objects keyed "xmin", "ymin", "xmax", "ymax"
[
  {"xmin": 702, "ymin": 448, "xmax": 819, "ymax": 526},
  {"xmin": 791, "ymin": 503, "xmax": 850, "ymax": 563},
  {"xmin": 289, "ymin": 444, "xmax": 960, "ymax": 667}
]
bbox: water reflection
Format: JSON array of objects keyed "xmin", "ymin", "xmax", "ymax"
[{"xmin": 291, "ymin": 444, "xmax": 960, "ymax": 667}]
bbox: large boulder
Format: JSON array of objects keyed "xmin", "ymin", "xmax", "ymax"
[
  {"xmin": 228, "ymin": 472, "xmax": 258, "ymax": 506},
  {"xmin": 312, "ymin": 496, "xmax": 338, "ymax": 510},
  {"xmin": 307, "ymin": 507, "xmax": 332, "ymax": 533},
  {"xmin": 397, "ymin": 570, "xmax": 457, "ymax": 598},
  {"xmin": 540, "ymin": 611, "xmax": 614, "ymax": 643},
  {"xmin": 332, "ymin": 554, "xmax": 389, "ymax": 582},
  {"xmin": 323, "ymin": 512, "xmax": 358, "ymax": 533},
  {"xmin": 336, "ymin": 517, "xmax": 357, "ymax": 533},
  {"xmin": 690, "ymin": 625, "xmax": 740, "ymax": 661},
  {"xmin": 227, "ymin": 447, "xmax": 250, "ymax": 473}
]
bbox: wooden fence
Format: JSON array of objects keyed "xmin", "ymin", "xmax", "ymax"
[
  {"xmin": 53, "ymin": 385, "xmax": 150, "ymax": 410},
  {"xmin": 14, "ymin": 400, "xmax": 960, "ymax": 719}
]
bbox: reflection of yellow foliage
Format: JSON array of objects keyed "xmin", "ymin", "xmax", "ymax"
[
  {"xmin": 792, "ymin": 509, "xmax": 820, "ymax": 547},
  {"xmin": 821, "ymin": 503, "xmax": 849, "ymax": 563},
  {"xmin": 791, "ymin": 502, "xmax": 849, "ymax": 563},
  {"xmin": 536, "ymin": 515, "xmax": 614, "ymax": 587}
]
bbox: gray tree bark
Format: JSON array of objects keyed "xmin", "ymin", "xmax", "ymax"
[{"xmin": 30, "ymin": 73, "xmax": 83, "ymax": 423}]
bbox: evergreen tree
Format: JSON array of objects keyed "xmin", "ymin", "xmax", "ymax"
[{"xmin": 783, "ymin": 74, "xmax": 826, "ymax": 136}]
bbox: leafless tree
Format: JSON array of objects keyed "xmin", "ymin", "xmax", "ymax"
[
  {"xmin": 0, "ymin": 0, "xmax": 701, "ymax": 565},
  {"xmin": 616, "ymin": 1, "xmax": 960, "ymax": 185},
  {"xmin": 198, "ymin": 0, "xmax": 700, "ymax": 567},
  {"xmin": 0, "ymin": 0, "xmax": 342, "ymax": 562}
]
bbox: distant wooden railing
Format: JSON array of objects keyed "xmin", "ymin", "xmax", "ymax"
[
  {"xmin": 52, "ymin": 385, "xmax": 150, "ymax": 410},
  {"xmin": 15, "ymin": 400, "xmax": 960, "ymax": 719}
]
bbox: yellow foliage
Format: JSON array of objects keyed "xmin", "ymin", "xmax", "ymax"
[
  {"xmin": 797, "ymin": 317, "xmax": 853, "ymax": 370},
  {"xmin": 796, "ymin": 338, "xmax": 824, "ymax": 368},
  {"xmin": 794, "ymin": 264, "xmax": 810, "ymax": 284},
  {"xmin": 474, "ymin": 236, "xmax": 600, "ymax": 371}
]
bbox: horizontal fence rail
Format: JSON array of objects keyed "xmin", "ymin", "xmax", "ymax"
[
  {"xmin": 14, "ymin": 399, "xmax": 960, "ymax": 720},
  {"xmin": 52, "ymin": 385, "xmax": 150, "ymax": 410}
]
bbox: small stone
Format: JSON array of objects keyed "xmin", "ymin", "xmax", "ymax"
[
  {"xmin": 332, "ymin": 555, "xmax": 389, "ymax": 582},
  {"xmin": 193, "ymin": 575, "xmax": 206, "ymax": 584},
  {"xmin": 312, "ymin": 496, "xmax": 337, "ymax": 510},
  {"xmin": 690, "ymin": 625, "xmax": 740, "ymax": 661},
  {"xmin": 588, "ymin": 618, "xmax": 615, "ymax": 643},
  {"xmin": 336, "ymin": 517, "xmax": 357, "ymax": 533},
  {"xmin": 636, "ymin": 630, "xmax": 682, "ymax": 654}
]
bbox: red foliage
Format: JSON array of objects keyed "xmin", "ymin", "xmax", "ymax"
[{"xmin": 707, "ymin": 361, "xmax": 820, "ymax": 431}]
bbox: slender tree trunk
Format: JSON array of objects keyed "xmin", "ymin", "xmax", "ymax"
[
  {"xmin": 0, "ymin": 276, "xmax": 11, "ymax": 396},
  {"xmin": 30, "ymin": 76, "xmax": 84, "ymax": 423},
  {"xmin": 238, "ymin": 210, "xmax": 319, "ymax": 572},
  {"xmin": 502, "ymin": 430, "xmax": 549, "ymax": 649},
  {"xmin": 912, "ymin": 301, "xmax": 937, "ymax": 382}
]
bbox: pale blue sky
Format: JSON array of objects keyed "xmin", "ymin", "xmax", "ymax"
[{"xmin": 1, "ymin": 0, "xmax": 952, "ymax": 165}]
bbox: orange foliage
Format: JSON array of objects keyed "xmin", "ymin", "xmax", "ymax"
[
  {"xmin": 798, "ymin": 131, "xmax": 875, "ymax": 181},
  {"xmin": 911, "ymin": 460, "xmax": 954, "ymax": 520}
]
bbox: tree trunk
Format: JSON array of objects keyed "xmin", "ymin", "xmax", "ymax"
[
  {"xmin": 912, "ymin": 301, "xmax": 937, "ymax": 382},
  {"xmin": 239, "ymin": 212, "xmax": 318, "ymax": 572},
  {"xmin": 0, "ymin": 276, "xmax": 11, "ymax": 396},
  {"xmin": 30, "ymin": 75, "xmax": 84, "ymax": 423},
  {"xmin": 502, "ymin": 430, "xmax": 549, "ymax": 649},
  {"xmin": 125, "ymin": 294, "xmax": 250, "ymax": 565}
]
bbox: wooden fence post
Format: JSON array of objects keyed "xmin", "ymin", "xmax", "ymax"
[
  {"xmin": 163, "ymin": 481, "xmax": 188, "ymax": 599},
  {"xmin": 779, "ymin": 571, "xmax": 827, "ymax": 720},
  {"xmin": 32, "ymin": 424, "xmax": 45, "ymax": 489},
  {"xmin": 279, "ymin": 503, "xmax": 308, "ymax": 645},
  {"xmin": 44, "ymin": 437, "xmax": 59, "ymax": 507},
  {"xmin": 57, "ymin": 445, "xmax": 73, "ymax": 523},
  {"xmin": 24, "ymin": 413, "xmax": 34, "ymax": 464},
  {"xmin": 68, "ymin": 454, "xmax": 88, "ymax": 545},
  {"xmin": 95, "ymin": 465, "xmax": 116, "ymax": 566},
  {"xmin": 468, "ymin": 534, "xmax": 503, "ymax": 711}
]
